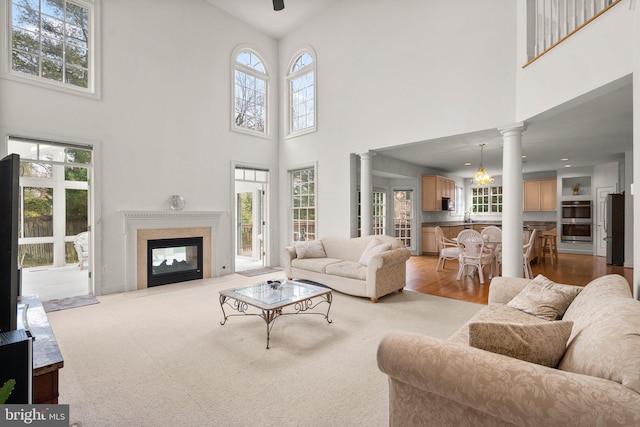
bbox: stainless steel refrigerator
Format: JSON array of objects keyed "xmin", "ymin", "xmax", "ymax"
[{"xmin": 605, "ymin": 193, "xmax": 624, "ymax": 266}]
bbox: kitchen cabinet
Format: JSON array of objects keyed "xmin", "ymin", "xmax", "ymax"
[
  {"xmin": 524, "ymin": 178, "xmax": 557, "ymax": 211},
  {"xmin": 422, "ymin": 226, "xmax": 437, "ymax": 254},
  {"xmin": 422, "ymin": 175, "xmax": 455, "ymax": 211}
]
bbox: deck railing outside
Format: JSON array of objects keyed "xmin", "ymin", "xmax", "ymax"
[{"xmin": 528, "ymin": 0, "xmax": 621, "ymax": 64}]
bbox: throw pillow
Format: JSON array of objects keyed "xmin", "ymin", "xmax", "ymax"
[
  {"xmin": 294, "ymin": 240, "xmax": 327, "ymax": 259},
  {"xmin": 468, "ymin": 321, "xmax": 574, "ymax": 368},
  {"xmin": 506, "ymin": 274, "xmax": 582, "ymax": 321},
  {"xmin": 358, "ymin": 239, "xmax": 392, "ymax": 266}
]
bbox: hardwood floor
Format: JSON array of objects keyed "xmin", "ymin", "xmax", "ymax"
[{"xmin": 406, "ymin": 252, "xmax": 633, "ymax": 305}]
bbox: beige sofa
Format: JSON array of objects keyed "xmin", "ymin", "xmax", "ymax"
[
  {"xmin": 282, "ymin": 235, "xmax": 411, "ymax": 302},
  {"xmin": 377, "ymin": 274, "xmax": 640, "ymax": 426}
]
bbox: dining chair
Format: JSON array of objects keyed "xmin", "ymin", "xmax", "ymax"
[
  {"xmin": 435, "ymin": 226, "xmax": 460, "ymax": 271},
  {"xmin": 523, "ymin": 228, "xmax": 538, "ymax": 279},
  {"xmin": 496, "ymin": 228, "xmax": 538, "ymax": 278},
  {"xmin": 481, "ymin": 226, "xmax": 502, "ymax": 277},
  {"xmin": 455, "ymin": 229, "xmax": 493, "ymax": 284}
]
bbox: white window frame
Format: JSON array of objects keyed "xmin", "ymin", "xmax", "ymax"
[
  {"xmin": 471, "ymin": 185, "xmax": 503, "ymax": 214},
  {"xmin": 289, "ymin": 164, "xmax": 317, "ymax": 243},
  {"xmin": 393, "ymin": 189, "xmax": 413, "ymax": 249},
  {"xmin": 1, "ymin": 0, "xmax": 102, "ymax": 99},
  {"xmin": 286, "ymin": 46, "xmax": 316, "ymax": 138},
  {"xmin": 231, "ymin": 45, "xmax": 270, "ymax": 138}
]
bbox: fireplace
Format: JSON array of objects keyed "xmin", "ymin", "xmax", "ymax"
[
  {"xmin": 147, "ymin": 237, "xmax": 203, "ymax": 287},
  {"xmin": 121, "ymin": 210, "xmax": 225, "ymax": 292}
]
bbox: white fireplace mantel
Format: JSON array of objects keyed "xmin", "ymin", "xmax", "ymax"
[{"xmin": 120, "ymin": 210, "xmax": 225, "ymax": 292}]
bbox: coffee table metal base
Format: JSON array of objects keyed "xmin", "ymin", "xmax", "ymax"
[{"xmin": 219, "ymin": 291, "xmax": 332, "ymax": 349}]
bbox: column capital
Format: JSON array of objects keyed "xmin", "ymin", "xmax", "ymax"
[
  {"xmin": 498, "ymin": 122, "xmax": 527, "ymax": 136},
  {"xmin": 358, "ymin": 151, "xmax": 376, "ymax": 160}
]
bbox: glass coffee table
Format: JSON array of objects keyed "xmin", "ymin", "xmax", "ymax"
[{"xmin": 219, "ymin": 279, "xmax": 333, "ymax": 349}]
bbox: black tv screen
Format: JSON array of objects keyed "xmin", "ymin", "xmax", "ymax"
[{"xmin": 0, "ymin": 154, "xmax": 20, "ymax": 332}]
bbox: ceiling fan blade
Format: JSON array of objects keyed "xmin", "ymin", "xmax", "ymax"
[{"xmin": 273, "ymin": 0, "xmax": 284, "ymax": 11}]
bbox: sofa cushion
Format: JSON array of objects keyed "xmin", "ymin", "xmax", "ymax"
[
  {"xmin": 468, "ymin": 321, "xmax": 573, "ymax": 368},
  {"xmin": 358, "ymin": 239, "xmax": 392, "ymax": 266},
  {"xmin": 291, "ymin": 257, "xmax": 341, "ymax": 274},
  {"xmin": 559, "ymin": 274, "xmax": 640, "ymax": 393},
  {"xmin": 325, "ymin": 261, "xmax": 367, "ymax": 280},
  {"xmin": 294, "ymin": 240, "xmax": 327, "ymax": 259},
  {"xmin": 506, "ymin": 274, "xmax": 582, "ymax": 321},
  {"xmin": 449, "ymin": 303, "xmax": 549, "ymax": 345}
]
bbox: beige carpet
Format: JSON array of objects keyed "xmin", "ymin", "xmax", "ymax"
[{"xmin": 47, "ymin": 272, "xmax": 483, "ymax": 427}]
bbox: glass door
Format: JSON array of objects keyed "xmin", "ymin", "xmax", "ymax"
[{"xmin": 8, "ymin": 137, "xmax": 93, "ymax": 300}]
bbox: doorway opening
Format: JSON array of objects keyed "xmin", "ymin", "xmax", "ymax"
[
  {"xmin": 7, "ymin": 136, "xmax": 93, "ymax": 301},
  {"xmin": 234, "ymin": 166, "xmax": 269, "ymax": 272}
]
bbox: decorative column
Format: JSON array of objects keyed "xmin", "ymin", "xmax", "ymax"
[
  {"xmin": 359, "ymin": 151, "xmax": 374, "ymax": 236},
  {"xmin": 499, "ymin": 123, "xmax": 526, "ymax": 277}
]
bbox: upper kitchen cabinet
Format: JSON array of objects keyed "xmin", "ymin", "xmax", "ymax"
[
  {"xmin": 422, "ymin": 175, "xmax": 455, "ymax": 211},
  {"xmin": 524, "ymin": 178, "xmax": 557, "ymax": 211}
]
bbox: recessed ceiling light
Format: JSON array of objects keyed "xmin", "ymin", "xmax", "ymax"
[
  {"xmin": 564, "ymin": 164, "xmax": 572, "ymax": 168},
  {"xmin": 521, "ymin": 155, "xmax": 527, "ymax": 158},
  {"xmin": 464, "ymin": 162, "xmax": 471, "ymax": 166},
  {"xmin": 561, "ymin": 157, "xmax": 569, "ymax": 161}
]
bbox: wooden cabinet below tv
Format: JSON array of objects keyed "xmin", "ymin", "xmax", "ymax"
[{"xmin": 19, "ymin": 295, "xmax": 63, "ymax": 404}]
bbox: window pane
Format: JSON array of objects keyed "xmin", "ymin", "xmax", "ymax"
[
  {"xmin": 19, "ymin": 243, "xmax": 54, "ymax": 268},
  {"xmin": 66, "ymin": 189, "xmax": 88, "ymax": 235},
  {"xmin": 21, "ymin": 162, "xmax": 52, "ymax": 178},
  {"xmin": 11, "ymin": 0, "xmax": 92, "ymax": 90},
  {"xmin": 22, "ymin": 187, "xmax": 54, "ymax": 238}
]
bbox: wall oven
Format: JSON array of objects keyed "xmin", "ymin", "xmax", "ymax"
[{"xmin": 561, "ymin": 200, "xmax": 593, "ymax": 242}]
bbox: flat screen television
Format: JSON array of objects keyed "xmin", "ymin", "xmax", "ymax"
[{"xmin": 0, "ymin": 153, "xmax": 20, "ymax": 332}]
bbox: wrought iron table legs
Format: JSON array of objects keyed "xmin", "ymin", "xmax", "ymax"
[{"xmin": 219, "ymin": 293, "xmax": 332, "ymax": 349}]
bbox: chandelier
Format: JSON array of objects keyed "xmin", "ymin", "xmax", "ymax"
[{"xmin": 473, "ymin": 143, "xmax": 494, "ymax": 186}]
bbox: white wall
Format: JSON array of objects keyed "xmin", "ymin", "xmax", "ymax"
[
  {"xmin": 278, "ymin": 0, "xmax": 518, "ymax": 251},
  {"xmin": 0, "ymin": 0, "xmax": 280, "ymax": 294},
  {"xmin": 515, "ymin": 1, "xmax": 634, "ymax": 120}
]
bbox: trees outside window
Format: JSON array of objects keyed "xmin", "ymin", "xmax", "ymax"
[
  {"xmin": 233, "ymin": 48, "xmax": 268, "ymax": 135},
  {"xmin": 290, "ymin": 167, "xmax": 315, "ymax": 242},
  {"xmin": 287, "ymin": 49, "xmax": 316, "ymax": 136},
  {"xmin": 10, "ymin": 0, "xmax": 96, "ymax": 91}
]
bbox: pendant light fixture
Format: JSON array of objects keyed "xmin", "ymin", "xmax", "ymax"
[{"xmin": 473, "ymin": 143, "xmax": 494, "ymax": 186}]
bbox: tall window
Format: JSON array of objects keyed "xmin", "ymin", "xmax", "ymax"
[
  {"xmin": 394, "ymin": 190, "xmax": 412, "ymax": 248},
  {"xmin": 287, "ymin": 49, "xmax": 316, "ymax": 136},
  {"xmin": 372, "ymin": 191, "xmax": 386, "ymax": 235},
  {"xmin": 10, "ymin": 0, "xmax": 96, "ymax": 92},
  {"xmin": 356, "ymin": 190, "xmax": 385, "ymax": 237},
  {"xmin": 471, "ymin": 186, "xmax": 503, "ymax": 213},
  {"xmin": 233, "ymin": 48, "xmax": 268, "ymax": 135},
  {"xmin": 290, "ymin": 167, "xmax": 315, "ymax": 242}
]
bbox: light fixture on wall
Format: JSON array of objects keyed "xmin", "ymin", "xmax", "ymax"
[{"xmin": 473, "ymin": 143, "xmax": 494, "ymax": 186}]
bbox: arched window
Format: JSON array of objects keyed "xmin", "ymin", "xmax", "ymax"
[
  {"xmin": 233, "ymin": 47, "xmax": 268, "ymax": 135},
  {"xmin": 287, "ymin": 49, "xmax": 316, "ymax": 136}
]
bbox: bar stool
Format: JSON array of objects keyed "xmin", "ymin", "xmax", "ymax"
[{"xmin": 540, "ymin": 228, "xmax": 558, "ymax": 265}]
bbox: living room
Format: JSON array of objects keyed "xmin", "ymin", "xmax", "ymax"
[{"xmin": 1, "ymin": 0, "xmax": 638, "ymax": 298}]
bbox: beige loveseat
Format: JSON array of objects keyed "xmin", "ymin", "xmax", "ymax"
[
  {"xmin": 282, "ymin": 235, "xmax": 411, "ymax": 302},
  {"xmin": 377, "ymin": 274, "xmax": 640, "ymax": 426}
]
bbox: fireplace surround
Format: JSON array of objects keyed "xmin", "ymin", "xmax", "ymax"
[{"xmin": 121, "ymin": 210, "xmax": 224, "ymax": 291}]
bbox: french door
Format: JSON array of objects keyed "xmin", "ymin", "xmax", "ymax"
[
  {"xmin": 8, "ymin": 136, "xmax": 93, "ymax": 296},
  {"xmin": 234, "ymin": 166, "xmax": 269, "ymax": 270}
]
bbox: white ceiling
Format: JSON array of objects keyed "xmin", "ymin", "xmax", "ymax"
[
  {"xmin": 205, "ymin": 0, "xmax": 340, "ymax": 39},
  {"xmin": 377, "ymin": 79, "xmax": 633, "ymax": 179},
  {"xmin": 205, "ymin": 0, "xmax": 634, "ymax": 179}
]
